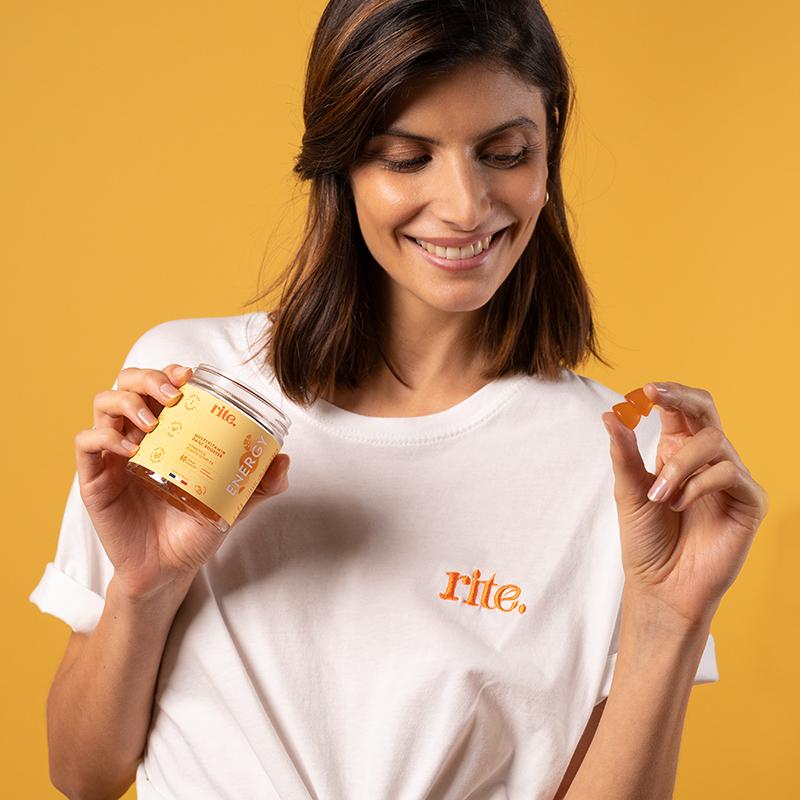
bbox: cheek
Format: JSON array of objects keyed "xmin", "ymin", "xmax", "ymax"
[
  {"xmin": 353, "ymin": 178, "xmax": 419, "ymax": 245},
  {"xmin": 505, "ymin": 171, "xmax": 547, "ymax": 212},
  {"xmin": 372, "ymin": 178, "xmax": 413, "ymax": 208}
]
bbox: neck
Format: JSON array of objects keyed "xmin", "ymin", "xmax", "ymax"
[{"xmin": 328, "ymin": 297, "xmax": 490, "ymax": 417}]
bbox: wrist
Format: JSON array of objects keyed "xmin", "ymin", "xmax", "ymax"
[
  {"xmin": 109, "ymin": 570, "xmax": 197, "ymax": 616},
  {"xmin": 618, "ymin": 585, "xmax": 712, "ymax": 679},
  {"xmin": 621, "ymin": 582, "xmax": 715, "ymax": 637}
]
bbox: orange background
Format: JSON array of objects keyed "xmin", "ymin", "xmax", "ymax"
[{"xmin": 4, "ymin": 2, "xmax": 797, "ymax": 796}]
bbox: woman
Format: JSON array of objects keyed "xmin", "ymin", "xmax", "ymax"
[{"xmin": 31, "ymin": 1, "xmax": 768, "ymax": 798}]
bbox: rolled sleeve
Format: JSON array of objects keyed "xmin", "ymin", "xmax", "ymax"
[
  {"xmin": 29, "ymin": 471, "xmax": 115, "ymax": 634},
  {"xmin": 30, "ymin": 320, "xmax": 194, "ymax": 635},
  {"xmin": 29, "ymin": 561, "xmax": 106, "ymax": 633}
]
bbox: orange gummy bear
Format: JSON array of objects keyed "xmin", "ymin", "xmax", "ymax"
[{"xmin": 611, "ymin": 386, "xmax": 655, "ymax": 430}]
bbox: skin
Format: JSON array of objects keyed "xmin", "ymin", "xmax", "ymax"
[
  {"xmin": 556, "ymin": 386, "xmax": 769, "ymax": 799},
  {"xmin": 329, "ymin": 61, "xmax": 770, "ymax": 798},
  {"xmin": 50, "ymin": 60, "xmax": 769, "ymax": 800},
  {"xmin": 331, "ymin": 60, "xmax": 557, "ymax": 416},
  {"xmin": 602, "ymin": 382, "xmax": 768, "ymax": 631}
]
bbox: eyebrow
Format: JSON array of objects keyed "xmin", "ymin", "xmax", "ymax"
[{"xmin": 375, "ymin": 115, "xmax": 540, "ymax": 145}]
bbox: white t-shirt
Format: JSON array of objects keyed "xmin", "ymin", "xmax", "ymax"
[{"xmin": 30, "ymin": 311, "xmax": 719, "ymax": 800}]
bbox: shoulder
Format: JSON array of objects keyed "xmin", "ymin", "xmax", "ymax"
[
  {"xmin": 563, "ymin": 369, "xmax": 626, "ymax": 409},
  {"xmin": 118, "ymin": 311, "xmax": 270, "ymax": 375},
  {"xmin": 552, "ymin": 369, "xmax": 662, "ymax": 466},
  {"xmin": 526, "ymin": 368, "xmax": 627, "ymax": 420}
]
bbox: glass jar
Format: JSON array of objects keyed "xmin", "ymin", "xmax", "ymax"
[{"xmin": 126, "ymin": 363, "xmax": 291, "ymax": 533}]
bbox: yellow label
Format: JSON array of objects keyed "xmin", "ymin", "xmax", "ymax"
[{"xmin": 128, "ymin": 383, "xmax": 280, "ymax": 525}]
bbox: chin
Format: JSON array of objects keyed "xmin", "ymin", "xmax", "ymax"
[{"xmin": 421, "ymin": 287, "xmax": 494, "ymax": 314}]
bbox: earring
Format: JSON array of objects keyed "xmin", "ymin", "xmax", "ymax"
[{"xmin": 544, "ymin": 190, "xmax": 550, "ymax": 206}]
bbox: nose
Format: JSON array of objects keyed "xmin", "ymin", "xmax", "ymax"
[{"xmin": 430, "ymin": 154, "xmax": 492, "ymax": 232}]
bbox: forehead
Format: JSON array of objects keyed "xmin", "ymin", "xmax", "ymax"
[{"xmin": 381, "ymin": 62, "xmax": 545, "ymax": 128}]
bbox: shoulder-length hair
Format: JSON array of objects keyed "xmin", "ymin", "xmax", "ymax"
[{"xmin": 243, "ymin": 0, "xmax": 610, "ymax": 407}]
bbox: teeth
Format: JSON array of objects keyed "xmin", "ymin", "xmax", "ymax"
[{"xmin": 414, "ymin": 233, "xmax": 493, "ymax": 260}]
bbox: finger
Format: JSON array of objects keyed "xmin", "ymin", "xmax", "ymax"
[
  {"xmin": 107, "ymin": 363, "xmax": 192, "ymax": 396},
  {"xmin": 139, "ymin": 364, "xmax": 194, "ymax": 432},
  {"xmin": 666, "ymin": 459, "xmax": 767, "ymax": 515},
  {"xmin": 75, "ymin": 427, "xmax": 141, "ymax": 484},
  {"xmin": 94, "ymin": 365, "xmax": 193, "ymax": 433},
  {"xmin": 602, "ymin": 411, "xmax": 654, "ymax": 506},
  {"xmin": 643, "ymin": 382, "xmax": 723, "ymax": 437},
  {"xmin": 646, "ymin": 425, "xmax": 744, "ymax": 505},
  {"xmin": 247, "ymin": 454, "xmax": 290, "ymax": 499},
  {"xmin": 115, "ymin": 363, "xmax": 193, "ymax": 400},
  {"xmin": 236, "ymin": 456, "xmax": 291, "ymax": 524},
  {"xmin": 257, "ymin": 454, "xmax": 290, "ymax": 496}
]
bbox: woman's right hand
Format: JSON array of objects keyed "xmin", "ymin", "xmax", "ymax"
[{"xmin": 74, "ymin": 364, "xmax": 291, "ymax": 601}]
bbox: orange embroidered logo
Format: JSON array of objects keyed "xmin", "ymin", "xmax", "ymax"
[{"xmin": 439, "ymin": 568, "xmax": 527, "ymax": 614}]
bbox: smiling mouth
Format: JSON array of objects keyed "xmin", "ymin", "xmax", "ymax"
[{"xmin": 404, "ymin": 225, "xmax": 511, "ymax": 262}]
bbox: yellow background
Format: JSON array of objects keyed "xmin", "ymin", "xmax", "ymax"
[{"xmin": 4, "ymin": 1, "xmax": 797, "ymax": 796}]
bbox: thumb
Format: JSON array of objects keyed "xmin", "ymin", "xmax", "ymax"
[
  {"xmin": 252, "ymin": 454, "xmax": 290, "ymax": 499},
  {"xmin": 234, "ymin": 454, "xmax": 290, "ymax": 525},
  {"xmin": 602, "ymin": 412, "xmax": 653, "ymax": 511}
]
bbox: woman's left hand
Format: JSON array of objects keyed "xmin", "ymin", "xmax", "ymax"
[{"xmin": 601, "ymin": 381, "xmax": 769, "ymax": 630}]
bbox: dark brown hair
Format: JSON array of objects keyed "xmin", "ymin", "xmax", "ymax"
[{"xmin": 243, "ymin": 0, "xmax": 610, "ymax": 407}]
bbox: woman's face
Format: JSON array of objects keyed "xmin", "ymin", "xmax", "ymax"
[{"xmin": 349, "ymin": 60, "xmax": 553, "ymax": 317}]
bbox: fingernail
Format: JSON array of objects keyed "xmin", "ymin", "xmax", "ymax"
[
  {"xmin": 138, "ymin": 407, "xmax": 158, "ymax": 427},
  {"xmin": 160, "ymin": 383, "xmax": 180, "ymax": 400},
  {"xmin": 651, "ymin": 382, "xmax": 670, "ymax": 393},
  {"xmin": 121, "ymin": 439, "xmax": 139, "ymax": 454},
  {"xmin": 648, "ymin": 476, "xmax": 669, "ymax": 502}
]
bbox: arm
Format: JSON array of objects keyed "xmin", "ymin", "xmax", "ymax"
[
  {"xmin": 553, "ymin": 699, "xmax": 606, "ymax": 799},
  {"xmin": 47, "ymin": 571, "xmax": 195, "ymax": 800},
  {"xmin": 562, "ymin": 585, "xmax": 712, "ymax": 800}
]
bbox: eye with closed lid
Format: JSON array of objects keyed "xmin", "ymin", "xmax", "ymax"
[{"xmin": 380, "ymin": 143, "xmax": 540, "ymax": 172}]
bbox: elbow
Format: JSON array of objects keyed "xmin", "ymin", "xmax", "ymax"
[
  {"xmin": 46, "ymin": 700, "xmax": 138, "ymax": 800},
  {"xmin": 48, "ymin": 770, "xmax": 86, "ymax": 800},
  {"xmin": 47, "ymin": 734, "xmax": 138, "ymax": 800},
  {"xmin": 49, "ymin": 763, "xmax": 138, "ymax": 800}
]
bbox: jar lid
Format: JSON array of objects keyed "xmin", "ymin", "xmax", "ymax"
[{"xmin": 191, "ymin": 363, "xmax": 291, "ymax": 439}]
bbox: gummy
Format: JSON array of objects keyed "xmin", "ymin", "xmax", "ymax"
[{"xmin": 611, "ymin": 386, "xmax": 655, "ymax": 430}]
